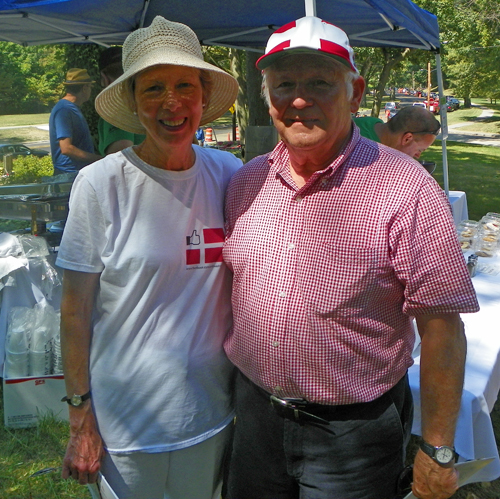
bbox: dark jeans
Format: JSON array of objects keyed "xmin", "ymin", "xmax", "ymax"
[{"xmin": 224, "ymin": 371, "xmax": 413, "ymax": 499}]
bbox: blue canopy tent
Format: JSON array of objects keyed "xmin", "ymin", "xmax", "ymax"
[{"xmin": 0, "ymin": 0, "xmax": 450, "ymax": 191}]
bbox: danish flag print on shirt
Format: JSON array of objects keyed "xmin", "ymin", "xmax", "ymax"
[{"xmin": 186, "ymin": 228, "xmax": 224, "ymax": 267}]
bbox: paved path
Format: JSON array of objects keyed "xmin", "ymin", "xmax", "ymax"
[{"xmin": 444, "ymin": 107, "xmax": 500, "ymax": 146}]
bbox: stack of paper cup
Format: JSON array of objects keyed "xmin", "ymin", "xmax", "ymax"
[
  {"xmin": 5, "ymin": 328, "xmax": 29, "ymax": 378},
  {"xmin": 29, "ymin": 326, "xmax": 52, "ymax": 376}
]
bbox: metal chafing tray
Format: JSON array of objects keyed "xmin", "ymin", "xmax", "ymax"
[{"xmin": 0, "ymin": 178, "xmax": 74, "ymax": 232}]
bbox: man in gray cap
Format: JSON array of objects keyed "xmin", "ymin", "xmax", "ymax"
[
  {"xmin": 223, "ymin": 16, "xmax": 478, "ymax": 499},
  {"xmin": 49, "ymin": 68, "xmax": 101, "ymax": 174}
]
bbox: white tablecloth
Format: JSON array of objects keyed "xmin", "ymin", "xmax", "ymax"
[
  {"xmin": 449, "ymin": 190, "xmax": 469, "ymax": 225},
  {"xmin": 409, "ymin": 256, "xmax": 500, "ymax": 484}
]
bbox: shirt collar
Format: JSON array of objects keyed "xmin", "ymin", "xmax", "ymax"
[{"xmin": 267, "ymin": 125, "xmax": 361, "ymax": 181}]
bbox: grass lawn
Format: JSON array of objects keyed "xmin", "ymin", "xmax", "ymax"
[
  {"xmin": 0, "ymin": 114, "xmax": 50, "ymax": 127},
  {"xmin": 0, "ymin": 383, "xmax": 88, "ymax": 499},
  {"xmin": 424, "ymin": 140, "xmax": 500, "ymax": 220}
]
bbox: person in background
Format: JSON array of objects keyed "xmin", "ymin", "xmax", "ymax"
[
  {"xmin": 353, "ymin": 105, "xmax": 440, "ymax": 159},
  {"xmin": 196, "ymin": 126, "xmax": 205, "ymax": 146},
  {"xmin": 222, "ymin": 16, "xmax": 478, "ymax": 499},
  {"xmin": 57, "ymin": 16, "xmax": 240, "ymax": 499},
  {"xmin": 97, "ymin": 47, "xmax": 145, "ymax": 155},
  {"xmin": 49, "ymin": 68, "xmax": 102, "ymax": 175}
]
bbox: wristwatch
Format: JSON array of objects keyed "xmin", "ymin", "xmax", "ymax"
[
  {"xmin": 61, "ymin": 390, "xmax": 91, "ymax": 407},
  {"xmin": 420, "ymin": 440, "xmax": 457, "ymax": 466}
]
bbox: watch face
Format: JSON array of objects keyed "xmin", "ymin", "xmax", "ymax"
[
  {"xmin": 436, "ymin": 446, "xmax": 454, "ymax": 464},
  {"xmin": 70, "ymin": 395, "xmax": 82, "ymax": 407}
]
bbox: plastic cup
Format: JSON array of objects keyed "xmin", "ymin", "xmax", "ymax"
[{"xmin": 5, "ymin": 350, "xmax": 29, "ymax": 378}]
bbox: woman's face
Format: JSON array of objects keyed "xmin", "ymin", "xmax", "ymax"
[{"xmin": 133, "ymin": 65, "xmax": 205, "ymax": 149}]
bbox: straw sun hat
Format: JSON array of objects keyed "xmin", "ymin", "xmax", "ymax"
[{"xmin": 95, "ymin": 16, "xmax": 238, "ymax": 134}]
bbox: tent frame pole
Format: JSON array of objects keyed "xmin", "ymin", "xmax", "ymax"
[
  {"xmin": 435, "ymin": 51, "xmax": 449, "ymax": 197},
  {"xmin": 305, "ymin": 0, "xmax": 316, "ymax": 16}
]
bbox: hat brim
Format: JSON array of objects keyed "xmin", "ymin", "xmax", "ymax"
[
  {"xmin": 95, "ymin": 47, "xmax": 238, "ymax": 135},
  {"xmin": 256, "ymin": 47, "xmax": 354, "ymax": 71}
]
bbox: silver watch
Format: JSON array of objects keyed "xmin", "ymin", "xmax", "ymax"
[{"xmin": 420, "ymin": 440, "xmax": 457, "ymax": 466}]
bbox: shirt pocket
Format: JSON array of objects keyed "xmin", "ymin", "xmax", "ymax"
[{"xmin": 299, "ymin": 242, "xmax": 382, "ymax": 316}]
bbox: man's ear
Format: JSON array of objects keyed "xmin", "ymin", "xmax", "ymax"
[
  {"xmin": 401, "ymin": 132, "xmax": 414, "ymax": 146},
  {"xmin": 350, "ymin": 76, "xmax": 366, "ymax": 114}
]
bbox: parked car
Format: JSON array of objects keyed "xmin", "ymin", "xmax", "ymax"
[
  {"xmin": 384, "ymin": 101, "xmax": 400, "ymax": 111},
  {"xmin": 447, "ymin": 97, "xmax": 460, "ymax": 110},
  {"xmin": 414, "ymin": 101, "xmax": 439, "ymax": 114},
  {"xmin": 0, "ymin": 143, "xmax": 49, "ymax": 161}
]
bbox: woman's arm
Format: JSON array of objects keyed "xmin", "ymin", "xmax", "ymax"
[{"xmin": 60, "ymin": 269, "xmax": 104, "ymax": 485}]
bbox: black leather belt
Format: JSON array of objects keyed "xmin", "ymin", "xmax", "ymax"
[
  {"xmin": 269, "ymin": 395, "xmax": 331, "ymax": 425},
  {"xmin": 268, "ymin": 374, "xmax": 408, "ymax": 425}
]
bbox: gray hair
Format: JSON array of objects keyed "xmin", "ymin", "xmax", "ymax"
[{"xmin": 261, "ymin": 57, "xmax": 360, "ymax": 107}]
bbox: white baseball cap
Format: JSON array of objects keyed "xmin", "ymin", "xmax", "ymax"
[{"xmin": 256, "ymin": 16, "xmax": 357, "ymax": 72}]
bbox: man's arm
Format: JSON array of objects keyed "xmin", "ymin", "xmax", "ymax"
[
  {"xmin": 59, "ymin": 137, "xmax": 102, "ymax": 165},
  {"xmin": 412, "ymin": 312, "xmax": 466, "ymax": 499},
  {"xmin": 60, "ymin": 269, "xmax": 104, "ymax": 485}
]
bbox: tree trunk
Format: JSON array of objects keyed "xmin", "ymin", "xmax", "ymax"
[
  {"xmin": 246, "ymin": 51, "xmax": 270, "ymax": 127},
  {"xmin": 229, "ymin": 49, "xmax": 248, "ymax": 145},
  {"xmin": 371, "ymin": 48, "xmax": 410, "ymax": 118}
]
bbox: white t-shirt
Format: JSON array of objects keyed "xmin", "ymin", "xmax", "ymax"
[{"xmin": 56, "ymin": 146, "xmax": 241, "ymax": 453}]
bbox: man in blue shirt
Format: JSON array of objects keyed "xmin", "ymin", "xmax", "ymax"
[{"xmin": 49, "ymin": 68, "xmax": 102, "ymax": 175}]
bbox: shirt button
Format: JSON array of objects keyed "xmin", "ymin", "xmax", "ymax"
[
  {"xmin": 287, "ymin": 243, "xmax": 296, "ymax": 250},
  {"xmin": 279, "ymin": 291, "xmax": 287, "ymax": 298},
  {"xmin": 275, "ymin": 386, "xmax": 283, "ymax": 392},
  {"xmin": 272, "ymin": 341, "xmax": 279, "ymax": 347},
  {"xmin": 295, "ymin": 196, "xmax": 303, "ymax": 203}
]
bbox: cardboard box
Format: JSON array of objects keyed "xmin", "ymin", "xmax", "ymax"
[{"xmin": 3, "ymin": 373, "xmax": 69, "ymax": 428}]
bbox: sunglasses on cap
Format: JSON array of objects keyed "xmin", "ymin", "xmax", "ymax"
[{"xmin": 405, "ymin": 126, "xmax": 441, "ymax": 137}]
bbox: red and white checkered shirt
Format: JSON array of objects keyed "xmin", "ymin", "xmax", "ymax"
[{"xmin": 223, "ymin": 128, "xmax": 479, "ymax": 405}]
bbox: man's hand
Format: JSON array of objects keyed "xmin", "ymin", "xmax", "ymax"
[
  {"xmin": 412, "ymin": 449, "xmax": 459, "ymax": 499},
  {"xmin": 62, "ymin": 406, "xmax": 104, "ymax": 485}
]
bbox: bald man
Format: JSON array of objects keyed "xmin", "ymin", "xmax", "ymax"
[{"xmin": 354, "ymin": 105, "xmax": 440, "ymax": 159}]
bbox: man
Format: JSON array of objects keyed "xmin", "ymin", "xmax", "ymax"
[
  {"xmin": 49, "ymin": 69, "xmax": 102, "ymax": 175},
  {"xmin": 223, "ymin": 16, "xmax": 478, "ymax": 499},
  {"xmin": 353, "ymin": 105, "xmax": 441, "ymax": 159},
  {"xmin": 97, "ymin": 47, "xmax": 145, "ymax": 155}
]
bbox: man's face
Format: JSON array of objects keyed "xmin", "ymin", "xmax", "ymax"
[
  {"xmin": 400, "ymin": 133, "xmax": 436, "ymax": 160},
  {"xmin": 266, "ymin": 54, "xmax": 364, "ymax": 157},
  {"xmin": 81, "ymin": 84, "xmax": 92, "ymax": 103}
]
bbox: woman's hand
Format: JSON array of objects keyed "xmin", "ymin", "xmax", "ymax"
[{"xmin": 62, "ymin": 404, "xmax": 104, "ymax": 485}]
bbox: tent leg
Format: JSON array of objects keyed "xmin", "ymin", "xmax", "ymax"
[{"xmin": 435, "ymin": 52, "xmax": 449, "ymax": 197}]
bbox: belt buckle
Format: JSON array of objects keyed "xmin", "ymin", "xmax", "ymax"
[{"xmin": 269, "ymin": 395, "xmax": 329, "ymax": 425}]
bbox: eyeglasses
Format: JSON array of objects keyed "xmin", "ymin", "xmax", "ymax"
[{"xmin": 405, "ymin": 127, "xmax": 441, "ymax": 137}]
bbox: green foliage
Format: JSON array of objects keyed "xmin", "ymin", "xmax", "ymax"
[
  {"xmin": 0, "ymin": 42, "xmax": 65, "ymax": 114},
  {"xmin": 4, "ymin": 155, "xmax": 54, "ymax": 184}
]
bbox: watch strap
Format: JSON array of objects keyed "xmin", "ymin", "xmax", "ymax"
[{"xmin": 61, "ymin": 390, "xmax": 91, "ymax": 406}]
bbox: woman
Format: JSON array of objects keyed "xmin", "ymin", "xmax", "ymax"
[{"xmin": 56, "ymin": 16, "xmax": 240, "ymax": 499}]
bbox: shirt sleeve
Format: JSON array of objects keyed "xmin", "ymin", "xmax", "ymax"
[
  {"xmin": 56, "ymin": 173, "xmax": 107, "ymax": 273},
  {"xmin": 98, "ymin": 121, "xmax": 135, "ymax": 156},
  {"xmin": 390, "ymin": 178, "xmax": 479, "ymax": 315}
]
